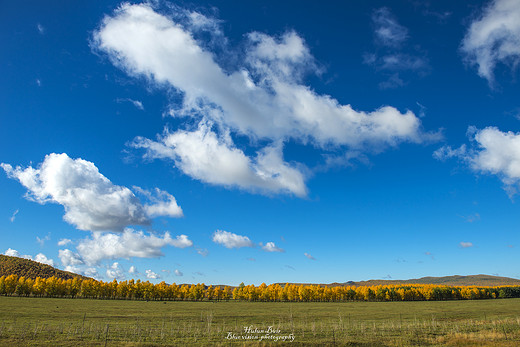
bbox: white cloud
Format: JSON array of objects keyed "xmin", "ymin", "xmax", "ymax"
[
  {"xmin": 372, "ymin": 7, "xmax": 408, "ymax": 47},
  {"xmin": 304, "ymin": 252, "xmax": 316, "ymax": 260},
  {"xmin": 212, "ymin": 230, "xmax": 253, "ymax": 249},
  {"xmin": 58, "ymin": 249, "xmax": 100, "ymax": 278},
  {"xmin": 1, "ymin": 153, "xmax": 182, "ymax": 231},
  {"xmin": 145, "ymin": 269, "xmax": 160, "ymax": 279},
  {"xmin": 10, "ymin": 209, "xmax": 19, "ymax": 223},
  {"xmin": 128, "ymin": 265, "xmax": 138, "ymax": 274},
  {"xmin": 435, "ymin": 127, "xmax": 520, "ymax": 196},
  {"xmin": 4, "ymin": 248, "xmax": 54, "ymax": 266},
  {"xmin": 95, "ymin": 4, "xmax": 433, "ymax": 196},
  {"xmin": 170, "ymin": 234, "xmax": 193, "ymax": 248},
  {"xmin": 95, "ymin": 5, "xmax": 426, "ymax": 146},
  {"xmin": 76, "ymin": 228, "xmax": 192, "ymax": 265},
  {"xmin": 57, "ymin": 238, "xmax": 72, "ymax": 246},
  {"xmin": 461, "ymin": 0, "xmax": 520, "ymax": 85},
  {"xmin": 261, "ymin": 242, "xmax": 285, "ymax": 253},
  {"xmin": 34, "ymin": 253, "xmax": 54, "ymax": 266},
  {"xmin": 211, "ymin": 230, "xmax": 285, "ymax": 253},
  {"xmin": 106, "ymin": 262, "xmax": 126, "ymax": 280},
  {"xmin": 133, "ymin": 122, "xmax": 308, "ymax": 196},
  {"xmin": 59, "ymin": 249, "xmax": 84, "ymax": 267},
  {"xmin": 133, "ymin": 187, "xmax": 183, "ymax": 218},
  {"xmin": 459, "ymin": 242, "xmax": 474, "ymax": 248},
  {"xmin": 1, "ymin": 154, "xmax": 148, "ymax": 231},
  {"xmin": 196, "ymin": 247, "xmax": 209, "ymax": 257},
  {"xmin": 174, "ymin": 269, "xmax": 183, "ymax": 276},
  {"xmin": 84, "ymin": 267, "xmax": 99, "ymax": 278},
  {"xmin": 4, "ymin": 248, "xmax": 20, "ymax": 257},
  {"xmin": 468, "ymin": 128, "xmax": 520, "ymax": 183}
]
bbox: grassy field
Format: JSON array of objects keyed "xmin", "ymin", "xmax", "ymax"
[{"xmin": 0, "ymin": 296, "xmax": 520, "ymax": 346}]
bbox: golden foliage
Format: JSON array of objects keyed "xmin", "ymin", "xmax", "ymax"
[{"xmin": 0, "ymin": 273, "xmax": 519, "ymax": 302}]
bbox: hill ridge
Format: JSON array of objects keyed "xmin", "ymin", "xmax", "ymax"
[
  {"xmin": 274, "ymin": 274, "xmax": 520, "ymax": 287},
  {"xmin": 0, "ymin": 254, "xmax": 88, "ymax": 280}
]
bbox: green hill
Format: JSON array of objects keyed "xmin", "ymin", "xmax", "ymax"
[{"xmin": 0, "ymin": 254, "xmax": 88, "ymax": 280}]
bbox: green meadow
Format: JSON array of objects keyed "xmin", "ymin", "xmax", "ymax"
[{"xmin": 1, "ymin": 296, "xmax": 519, "ymax": 346}]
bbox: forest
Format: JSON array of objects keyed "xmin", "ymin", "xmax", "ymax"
[{"xmin": 1, "ymin": 274, "xmax": 520, "ymax": 302}]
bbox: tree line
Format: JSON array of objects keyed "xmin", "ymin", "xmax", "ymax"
[{"xmin": 1, "ymin": 274, "xmax": 520, "ymax": 302}]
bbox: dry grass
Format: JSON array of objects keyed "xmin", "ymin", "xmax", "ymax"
[{"xmin": 0, "ymin": 296, "xmax": 519, "ymax": 345}]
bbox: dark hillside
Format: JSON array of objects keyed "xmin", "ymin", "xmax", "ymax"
[{"xmin": 0, "ymin": 254, "xmax": 87, "ymax": 280}]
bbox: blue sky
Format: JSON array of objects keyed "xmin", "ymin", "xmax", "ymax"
[{"xmin": 1, "ymin": 0, "xmax": 520, "ymax": 285}]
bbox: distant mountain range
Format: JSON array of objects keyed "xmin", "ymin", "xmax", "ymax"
[
  {"xmin": 0, "ymin": 254, "xmax": 88, "ymax": 280},
  {"xmin": 276, "ymin": 275, "xmax": 520, "ymax": 287}
]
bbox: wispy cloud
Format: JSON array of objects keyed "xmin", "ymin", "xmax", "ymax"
[
  {"xmin": 9, "ymin": 209, "xmax": 19, "ymax": 223},
  {"xmin": 461, "ymin": 213, "xmax": 481, "ymax": 223},
  {"xmin": 459, "ymin": 242, "xmax": 474, "ymax": 248},
  {"xmin": 413, "ymin": 2, "xmax": 452, "ymax": 24},
  {"xmin": 174, "ymin": 269, "xmax": 183, "ymax": 276},
  {"xmin": 372, "ymin": 7, "xmax": 408, "ymax": 47},
  {"xmin": 116, "ymin": 98, "xmax": 144, "ymax": 110},
  {"xmin": 364, "ymin": 7, "xmax": 429, "ymax": 89},
  {"xmin": 37, "ymin": 23, "xmax": 45, "ymax": 35},
  {"xmin": 304, "ymin": 252, "xmax": 316, "ymax": 260},
  {"xmin": 196, "ymin": 247, "xmax": 209, "ymax": 257},
  {"xmin": 36, "ymin": 233, "xmax": 50, "ymax": 247}
]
